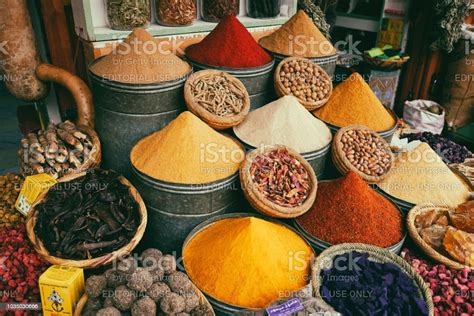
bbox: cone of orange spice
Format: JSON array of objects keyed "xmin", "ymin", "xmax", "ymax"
[{"xmin": 296, "ymin": 171, "xmax": 403, "ymax": 247}]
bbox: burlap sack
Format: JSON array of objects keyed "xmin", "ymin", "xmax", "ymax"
[{"xmin": 442, "ymin": 24, "xmax": 474, "ymax": 129}]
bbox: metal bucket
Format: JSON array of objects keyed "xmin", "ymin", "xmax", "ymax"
[
  {"xmin": 131, "ymin": 167, "xmax": 241, "ymax": 254},
  {"xmin": 293, "ymin": 183, "xmax": 407, "ymax": 255},
  {"xmin": 374, "ymin": 186, "xmax": 414, "ymax": 215},
  {"xmin": 182, "ymin": 212, "xmax": 313, "ymax": 315},
  {"xmin": 185, "ymin": 49, "xmax": 275, "ymax": 96},
  {"xmin": 319, "ymin": 108, "xmax": 398, "ymax": 143},
  {"xmin": 272, "ymin": 53, "xmax": 339, "ymax": 78},
  {"xmin": 89, "ymin": 58, "xmax": 191, "ymax": 176},
  {"xmin": 236, "ymin": 140, "xmax": 332, "ymax": 179},
  {"xmin": 249, "ymin": 90, "xmax": 277, "ymax": 111}
]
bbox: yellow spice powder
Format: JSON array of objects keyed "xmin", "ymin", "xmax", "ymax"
[
  {"xmin": 377, "ymin": 143, "xmax": 471, "ymax": 206},
  {"xmin": 259, "ymin": 10, "xmax": 336, "ymax": 57},
  {"xmin": 183, "ymin": 217, "xmax": 313, "ymax": 308},
  {"xmin": 130, "ymin": 111, "xmax": 244, "ymax": 184},
  {"xmin": 313, "ymin": 73, "xmax": 396, "ymax": 131}
]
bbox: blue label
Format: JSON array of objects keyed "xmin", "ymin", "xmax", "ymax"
[{"xmin": 266, "ymin": 298, "xmax": 304, "ymax": 316}]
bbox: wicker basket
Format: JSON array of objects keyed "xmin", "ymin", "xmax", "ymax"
[
  {"xmin": 407, "ymin": 204, "xmax": 470, "ymax": 270},
  {"xmin": 240, "ymin": 145, "xmax": 317, "ymax": 218},
  {"xmin": 332, "ymin": 125, "xmax": 394, "ymax": 183},
  {"xmin": 274, "ymin": 57, "xmax": 333, "ymax": 111},
  {"xmin": 184, "ymin": 70, "xmax": 250, "ymax": 130},
  {"xmin": 23, "ymin": 63, "xmax": 102, "ymax": 177},
  {"xmin": 312, "ymin": 243, "xmax": 434, "ymax": 316},
  {"xmin": 363, "ymin": 53, "xmax": 410, "ymax": 71},
  {"xmin": 25, "ymin": 171, "xmax": 147, "ymax": 269},
  {"xmin": 73, "ymin": 282, "xmax": 215, "ymax": 316}
]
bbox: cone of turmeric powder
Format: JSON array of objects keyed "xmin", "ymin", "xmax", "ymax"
[
  {"xmin": 313, "ymin": 73, "xmax": 396, "ymax": 132},
  {"xmin": 130, "ymin": 111, "xmax": 244, "ymax": 184}
]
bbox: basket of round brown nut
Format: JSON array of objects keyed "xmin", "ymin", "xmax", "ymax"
[
  {"xmin": 274, "ymin": 57, "xmax": 333, "ymax": 111},
  {"xmin": 184, "ymin": 70, "xmax": 250, "ymax": 130},
  {"xmin": 332, "ymin": 125, "xmax": 394, "ymax": 183},
  {"xmin": 74, "ymin": 248, "xmax": 215, "ymax": 316},
  {"xmin": 240, "ymin": 145, "xmax": 318, "ymax": 218}
]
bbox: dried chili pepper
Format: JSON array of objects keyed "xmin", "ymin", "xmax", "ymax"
[{"xmin": 250, "ymin": 148, "xmax": 310, "ymax": 207}]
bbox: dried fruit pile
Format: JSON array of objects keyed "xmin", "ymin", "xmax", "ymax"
[
  {"xmin": 0, "ymin": 173, "xmax": 24, "ymax": 228},
  {"xmin": 402, "ymin": 248, "xmax": 473, "ymax": 315},
  {"xmin": 414, "ymin": 201, "xmax": 474, "ymax": 267},
  {"xmin": 83, "ymin": 248, "xmax": 213, "ymax": 315},
  {"xmin": 278, "ymin": 58, "xmax": 331, "ymax": 104},
  {"xmin": 250, "ymin": 148, "xmax": 311, "ymax": 207},
  {"xmin": 320, "ymin": 251, "xmax": 429, "ymax": 315},
  {"xmin": 0, "ymin": 223, "xmax": 49, "ymax": 304},
  {"xmin": 19, "ymin": 121, "xmax": 94, "ymax": 179},
  {"xmin": 34, "ymin": 169, "xmax": 140, "ymax": 260},
  {"xmin": 339, "ymin": 128, "xmax": 392, "ymax": 177}
]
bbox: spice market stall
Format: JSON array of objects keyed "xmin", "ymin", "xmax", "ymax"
[{"xmin": 0, "ymin": 1, "xmax": 473, "ymax": 316}]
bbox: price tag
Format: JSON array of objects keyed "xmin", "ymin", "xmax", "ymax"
[
  {"xmin": 15, "ymin": 174, "xmax": 56, "ymax": 216},
  {"xmin": 266, "ymin": 298, "xmax": 304, "ymax": 316}
]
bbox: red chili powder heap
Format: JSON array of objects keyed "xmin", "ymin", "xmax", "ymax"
[
  {"xmin": 296, "ymin": 171, "xmax": 402, "ymax": 247},
  {"xmin": 186, "ymin": 16, "xmax": 273, "ymax": 68}
]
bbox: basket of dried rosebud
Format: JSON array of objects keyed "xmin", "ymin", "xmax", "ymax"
[{"xmin": 240, "ymin": 145, "xmax": 318, "ymax": 218}]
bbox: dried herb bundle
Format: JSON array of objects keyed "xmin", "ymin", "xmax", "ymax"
[
  {"xmin": 250, "ymin": 148, "xmax": 311, "ymax": 207},
  {"xmin": 189, "ymin": 74, "xmax": 245, "ymax": 117},
  {"xmin": 106, "ymin": 0, "xmax": 151, "ymax": 30},
  {"xmin": 35, "ymin": 169, "xmax": 140, "ymax": 260},
  {"xmin": 430, "ymin": 0, "xmax": 470, "ymax": 52},
  {"xmin": 298, "ymin": 0, "xmax": 331, "ymax": 39}
]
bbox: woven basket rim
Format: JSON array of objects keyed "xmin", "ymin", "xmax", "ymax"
[
  {"xmin": 311, "ymin": 243, "xmax": 434, "ymax": 316},
  {"xmin": 332, "ymin": 125, "xmax": 394, "ymax": 183},
  {"xmin": 239, "ymin": 145, "xmax": 317, "ymax": 218},
  {"xmin": 407, "ymin": 203, "xmax": 470, "ymax": 270},
  {"xmin": 274, "ymin": 57, "xmax": 333, "ymax": 111},
  {"xmin": 25, "ymin": 171, "xmax": 147, "ymax": 269},
  {"xmin": 184, "ymin": 70, "xmax": 250, "ymax": 130}
]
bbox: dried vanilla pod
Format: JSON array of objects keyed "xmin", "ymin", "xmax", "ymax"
[{"xmin": 19, "ymin": 120, "xmax": 94, "ymax": 178}]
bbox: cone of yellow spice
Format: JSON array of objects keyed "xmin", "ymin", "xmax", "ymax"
[
  {"xmin": 259, "ymin": 10, "xmax": 336, "ymax": 57},
  {"xmin": 377, "ymin": 143, "xmax": 471, "ymax": 207},
  {"xmin": 131, "ymin": 111, "xmax": 244, "ymax": 184},
  {"xmin": 313, "ymin": 73, "xmax": 396, "ymax": 132},
  {"xmin": 183, "ymin": 216, "xmax": 313, "ymax": 309}
]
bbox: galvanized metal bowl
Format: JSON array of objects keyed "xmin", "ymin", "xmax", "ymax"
[{"xmin": 182, "ymin": 212, "xmax": 315, "ymax": 315}]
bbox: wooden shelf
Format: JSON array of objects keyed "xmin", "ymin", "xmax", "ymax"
[
  {"xmin": 71, "ymin": 0, "xmax": 297, "ymax": 42},
  {"xmin": 335, "ymin": 14, "xmax": 381, "ymax": 32}
]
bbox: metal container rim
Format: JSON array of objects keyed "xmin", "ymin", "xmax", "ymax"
[
  {"xmin": 236, "ymin": 138, "xmax": 332, "ymax": 157},
  {"xmin": 88, "ymin": 56, "xmax": 192, "ymax": 91},
  {"xmin": 181, "ymin": 212, "xmax": 315, "ymax": 312}
]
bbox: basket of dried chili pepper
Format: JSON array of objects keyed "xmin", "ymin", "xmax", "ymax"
[
  {"xmin": 240, "ymin": 145, "xmax": 318, "ymax": 218},
  {"xmin": 26, "ymin": 169, "xmax": 147, "ymax": 269}
]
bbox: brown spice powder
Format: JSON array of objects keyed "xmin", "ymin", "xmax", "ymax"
[{"xmin": 90, "ymin": 28, "xmax": 191, "ymax": 84}]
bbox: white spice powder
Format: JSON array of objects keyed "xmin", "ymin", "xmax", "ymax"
[{"xmin": 234, "ymin": 96, "xmax": 332, "ymax": 153}]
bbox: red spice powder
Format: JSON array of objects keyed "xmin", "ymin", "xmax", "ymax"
[
  {"xmin": 186, "ymin": 16, "xmax": 273, "ymax": 68},
  {"xmin": 296, "ymin": 171, "xmax": 402, "ymax": 247}
]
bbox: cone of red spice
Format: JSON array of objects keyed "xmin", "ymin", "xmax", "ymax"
[
  {"xmin": 186, "ymin": 16, "xmax": 273, "ymax": 68},
  {"xmin": 296, "ymin": 171, "xmax": 403, "ymax": 247}
]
